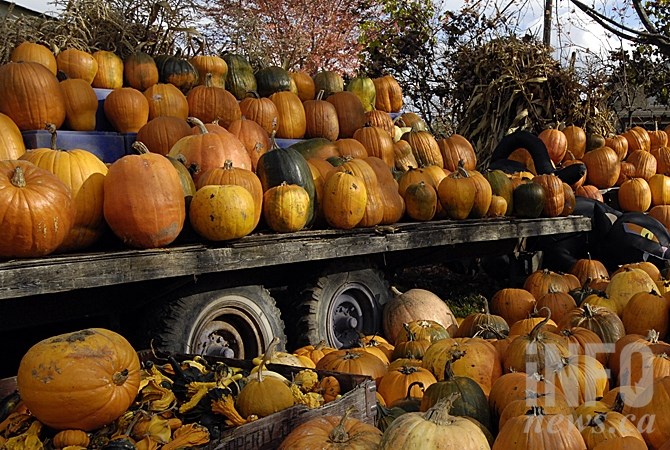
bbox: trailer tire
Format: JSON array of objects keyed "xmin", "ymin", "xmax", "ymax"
[
  {"xmin": 147, "ymin": 285, "xmax": 286, "ymax": 359},
  {"xmin": 295, "ymin": 267, "xmax": 390, "ymax": 349}
]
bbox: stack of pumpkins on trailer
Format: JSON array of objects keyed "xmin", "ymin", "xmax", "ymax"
[
  {"xmin": 1, "ymin": 41, "xmax": 668, "ymax": 262},
  {"xmin": 3, "ymin": 256, "xmax": 670, "ymax": 448}
]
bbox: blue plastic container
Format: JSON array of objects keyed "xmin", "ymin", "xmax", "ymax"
[
  {"xmin": 93, "ymin": 88, "xmax": 115, "ymax": 132},
  {"xmin": 22, "ymin": 130, "xmax": 127, "ymax": 163}
]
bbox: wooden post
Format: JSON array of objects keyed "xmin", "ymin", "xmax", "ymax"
[{"xmin": 543, "ymin": 0, "xmax": 553, "ymax": 47}]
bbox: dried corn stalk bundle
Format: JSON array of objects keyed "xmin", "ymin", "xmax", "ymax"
[{"xmin": 451, "ymin": 36, "xmax": 615, "ymax": 169}]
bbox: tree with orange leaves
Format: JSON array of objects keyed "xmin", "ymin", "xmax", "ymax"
[{"xmin": 200, "ymin": 0, "xmax": 379, "ymax": 75}]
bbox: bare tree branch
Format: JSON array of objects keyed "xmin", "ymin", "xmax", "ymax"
[{"xmin": 570, "ymin": 0, "xmax": 670, "ymax": 55}]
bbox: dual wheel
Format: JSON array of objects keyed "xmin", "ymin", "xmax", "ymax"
[{"xmin": 150, "ymin": 267, "xmax": 390, "ymax": 357}]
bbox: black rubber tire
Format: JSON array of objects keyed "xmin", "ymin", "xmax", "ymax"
[
  {"xmin": 147, "ymin": 285, "xmax": 286, "ymax": 359},
  {"xmin": 295, "ymin": 267, "xmax": 391, "ymax": 349}
]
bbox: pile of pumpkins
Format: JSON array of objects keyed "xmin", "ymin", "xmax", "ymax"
[
  {"xmin": 1, "ymin": 40, "xmax": 667, "ymax": 261},
  {"xmin": 532, "ymin": 123, "xmax": 670, "ymax": 229},
  {"xmin": 277, "ymin": 257, "xmax": 670, "ymax": 449},
  {"xmin": 4, "ymin": 257, "xmax": 670, "ymax": 448}
]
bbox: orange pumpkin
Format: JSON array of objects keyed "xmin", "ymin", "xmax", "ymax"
[
  {"xmin": 582, "ymin": 146, "xmax": 620, "ymax": 188},
  {"xmin": 304, "ymin": 90, "xmax": 340, "ymax": 141},
  {"xmin": 144, "ymin": 83, "xmax": 189, "ymax": 121},
  {"xmin": 623, "ymin": 126, "xmax": 651, "ymax": 152},
  {"xmin": 20, "ymin": 132, "xmax": 108, "ymax": 252},
  {"xmin": 103, "ymin": 152, "xmax": 185, "ymax": 248},
  {"xmin": 316, "ymin": 349, "xmax": 387, "ymax": 385},
  {"xmin": 103, "ymin": 87, "xmax": 149, "ymax": 133},
  {"xmin": 271, "ymin": 91, "xmax": 307, "ymax": 139},
  {"xmin": 539, "ymin": 128, "xmax": 568, "ymax": 164},
  {"xmin": 627, "ymin": 149, "xmax": 657, "ymax": 180},
  {"xmin": 289, "ymin": 70, "xmax": 316, "ymax": 102},
  {"xmin": 91, "ymin": 50, "xmax": 123, "ymax": 89},
  {"xmin": 0, "ymin": 61, "xmax": 66, "ymax": 130},
  {"xmin": 373, "ymin": 75, "xmax": 403, "ymax": 113},
  {"xmin": 0, "ymin": 112, "xmax": 27, "ymax": 160},
  {"xmin": 189, "ymin": 54, "xmax": 228, "ymax": 88},
  {"xmin": 56, "ymin": 48, "xmax": 98, "ymax": 84},
  {"xmin": 60, "ymin": 77, "xmax": 98, "ymax": 131},
  {"xmin": 0, "ymin": 160, "xmax": 74, "ymax": 258},
  {"xmin": 278, "ymin": 409, "xmax": 382, "ymax": 449},
  {"xmin": 169, "ymin": 117, "xmax": 252, "ymax": 181},
  {"xmin": 327, "ymin": 91, "xmax": 366, "ymax": 138},
  {"xmin": 562, "ymin": 125, "xmax": 587, "ymax": 159},
  {"xmin": 186, "ymin": 73, "xmax": 241, "ymax": 127},
  {"xmin": 438, "ymin": 134, "xmax": 477, "ymax": 172},
  {"xmin": 16, "ymin": 328, "xmax": 141, "ymax": 431},
  {"xmin": 239, "ymin": 91, "xmax": 279, "ymax": 135},
  {"xmin": 123, "ymin": 52, "xmax": 159, "ymax": 91},
  {"xmin": 189, "ymin": 184, "xmax": 256, "ymax": 241},
  {"xmin": 10, "ymin": 41, "xmax": 57, "ymax": 75},
  {"xmin": 135, "ymin": 116, "xmax": 192, "ymax": 156}
]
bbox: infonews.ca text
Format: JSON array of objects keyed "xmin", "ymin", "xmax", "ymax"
[{"xmin": 519, "ymin": 341, "xmax": 661, "ymax": 435}]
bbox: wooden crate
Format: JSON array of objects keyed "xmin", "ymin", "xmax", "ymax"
[
  {"xmin": 206, "ymin": 374, "xmax": 376, "ymax": 450},
  {"xmin": 0, "ymin": 355, "xmax": 378, "ymax": 450},
  {"xmin": 154, "ymin": 354, "xmax": 378, "ymax": 450}
]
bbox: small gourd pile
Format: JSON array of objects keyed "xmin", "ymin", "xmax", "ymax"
[{"xmin": 0, "ymin": 332, "xmax": 345, "ymax": 449}]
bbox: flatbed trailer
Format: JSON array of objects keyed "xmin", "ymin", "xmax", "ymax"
[{"xmin": 0, "ymin": 215, "xmax": 590, "ymax": 376}]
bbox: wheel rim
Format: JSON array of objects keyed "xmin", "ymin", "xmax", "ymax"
[
  {"xmin": 326, "ymin": 281, "xmax": 379, "ymax": 348},
  {"xmin": 185, "ymin": 295, "xmax": 273, "ymax": 359}
]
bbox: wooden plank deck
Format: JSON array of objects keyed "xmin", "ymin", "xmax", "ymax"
[{"xmin": 0, "ymin": 216, "xmax": 591, "ymax": 300}]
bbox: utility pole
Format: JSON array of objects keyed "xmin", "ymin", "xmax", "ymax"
[{"xmin": 543, "ymin": 0, "xmax": 553, "ymax": 47}]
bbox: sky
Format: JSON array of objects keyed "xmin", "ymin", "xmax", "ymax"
[{"xmin": 12, "ymin": 0, "xmax": 637, "ymax": 62}]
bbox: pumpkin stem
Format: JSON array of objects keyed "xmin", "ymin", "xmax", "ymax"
[
  {"xmin": 525, "ymin": 405, "xmax": 546, "ymax": 416},
  {"xmin": 10, "ymin": 166, "xmax": 26, "ymax": 188},
  {"xmin": 131, "ymin": 141, "xmax": 150, "ymax": 154},
  {"xmin": 443, "ymin": 349, "xmax": 465, "ymax": 381},
  {"xmin": 646, "ymin": 329, "xmax": 660, "ymax": 344},
  {"xmin": 528, "ymin": 307, "xmax": 552, "ymax": 341},
  {"xmin": 474, "ymin": 323, "xmax": 506, "ymax": 340},
  {"xmin": 612, "ymin": 392, "xmax": 625, "ymax": 413},
  {"xmin": 112, "ymin": 368, "xmax": 130, "ymax": 386},
  {"xmin": 223, "ymin": 160, "xmax": 234, "ymax": 170},
  {"xmin": 328, "ymin": 406, "xmax": 355, "ymax": 443},
  {"xmin": 256, "ymin": 337, "xmax": 280, "ymax": 383},
  {"xmin": 390, "ymin": 286, "xmax": 403, "ymax": 296},
  {"xmin": 402, "ymin": 323, "xmax": 417, "ymax": 342},
  {"xmin": 482, "ymin": 296, "xmax": 491, "ymax": 315},
  {"xmin": 44, "ymin": 123, "xmax": 58, "ymax": 150},
  {"xmin": 403, "ymin": 380, "xmax": 424, "ymax": 399},
  {"xmin": 204, "ymin": 72, "xmax": 213, "ymax": 88},
  {"xmin": 587, "ymin": 412, "xmax": 607, "ymax": 428},
  {"xmin": 423, "ymin": 392, "xmax": 460, "ymax": 425},
  {"xmin": 316, "ymin": 89, "xmax": 325, "ymax": 101},
  {"xmin": 582, "ymin": 302, "xmax": 597, "ymax": 318},
  {"xmin": 187, "ymin": 117, "xmax": 208, "ymax": 134},
  {"xmin": 399, "ymin": 366, "xmax": 420, "ymax": 376}
]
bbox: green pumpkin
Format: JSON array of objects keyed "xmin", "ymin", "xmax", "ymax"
[
  {"xmin": 419, "ymin": 350, "xmax": 492, "ymax": 433},
  {"xmin": 313, "ymin": 70, "xmax": 344, "ymax": 97},
  {"xmin": 255, "ymin": 66, "xmax": 292, "ymax": 98},
  {"xmin": 223, "ymin": 53, "xmax": 257, "ymax": 100},
  {"xmin": 346, "ymin": 76, "xmax": 377, "ymax": 112},
  {"xmin": 154, "ymin": 55, "xmax": 199, "ymax": 93},
  {"xmin": 484, "ymin": 169, "xmax": 514, "ymax": 215},
  {"xmin": 256, "ymin": 139, "xmax": 317, "ymax": 227},
  {"xmin": 513, "ymin": 181, "xmax": 546, "ymax": 218}
]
